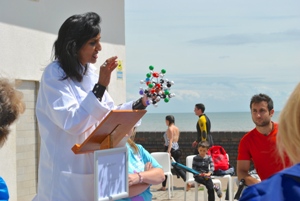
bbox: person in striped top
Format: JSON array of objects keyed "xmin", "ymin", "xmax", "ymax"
[{"xmin": 192, "ymin": 141, "xmax": 222, "ymax": 201}]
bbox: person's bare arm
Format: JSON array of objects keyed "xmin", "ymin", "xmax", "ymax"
[
  {"xmin": 192, "ymin": 140, "xmax": 198, "ymax": 148},
  {"xmin": 237, "ymin": 160, "xmax": 260, "ymax": 186},
  {"xmin": 128, "ymin": 183, "xmax": 150, "ymax": 197},
  {"xmin": 166, "ymin": 127, "xmax": 173, "ymax": 154},
  {"xmin": 129, "ymin": 167, "xmax": 164, "ymax": 185},
  {"xmin": 128, "ymin": 165, "xmax": 164, "ymax": 197},
  {"xmin": 128, "ymin": 169, "xmax": 166, "ymax": 197}
]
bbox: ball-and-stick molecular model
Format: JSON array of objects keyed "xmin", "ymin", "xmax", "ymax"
[{"xmin": 139, "ymin": 65, "xmax": 175, "ymax": 107}]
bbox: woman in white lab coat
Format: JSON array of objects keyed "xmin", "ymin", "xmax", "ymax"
[{"xmin": 33, "ymin": 12, "xmax": 147, "ymax": 201}]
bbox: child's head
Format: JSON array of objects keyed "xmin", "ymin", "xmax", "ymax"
[
  {"xmin": 0, "ymin": 78, "xmax": 25, "ymax": 147},
  {"xmin": 197, "ymin": 141, "xmax": 209, "ymax": 157}
]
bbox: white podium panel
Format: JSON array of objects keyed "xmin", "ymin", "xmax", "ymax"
[{"xmin": 94, "ymin": 147, "xmax": 128, "ymax": 201}]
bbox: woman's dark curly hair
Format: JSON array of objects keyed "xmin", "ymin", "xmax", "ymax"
[{"xmin": 0, "ymin": 79, "xmax": 25, "ymax": 147}]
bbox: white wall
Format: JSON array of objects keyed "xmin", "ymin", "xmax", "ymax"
[{"xmin": 0, "ymin": 0, "xmax": 126, "ymax": 200}]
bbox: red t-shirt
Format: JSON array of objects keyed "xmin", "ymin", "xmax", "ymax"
[{"xmin": 237, "ymin": 122, "xmax": 291, "ymax": 180}]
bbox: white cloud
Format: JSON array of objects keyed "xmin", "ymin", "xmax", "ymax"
[
  {"xmin": 189, "ymin": 29, "xmax": 300, "ymax": 46},
  {"xmin": 172, "ymin": 89, "xmax": 201, "ymax": 101}
]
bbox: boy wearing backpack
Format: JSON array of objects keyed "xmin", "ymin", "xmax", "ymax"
[{"xmin": 190, "ymin": 141, "xmax": 222, "ymax": 201}]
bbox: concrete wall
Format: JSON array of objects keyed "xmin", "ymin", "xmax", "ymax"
[
  {"xmin": 0, "ymin": 0, "xmax": 125, "ymax": 200},
  {"xmin": 134, "ymin": 131, "xmax": 246, "ymax": 174},
  {"xmin": 15, "ymin": 81, "xmax": 39, "ymax": 200}
]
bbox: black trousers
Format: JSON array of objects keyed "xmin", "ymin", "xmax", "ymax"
[
  {"xmin": 194, "ymin": 176, "xmax": 215, "ymax": 201},
  {"xmin": 162, "ymin": 146, "xmax": 186, "ymax": 187}
]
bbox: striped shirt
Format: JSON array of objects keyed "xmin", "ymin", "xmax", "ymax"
[
  {"xmin": 163, "ymin": 132, "xmax": 179, "ymax": 150},
  {"xmin": 192, "ymin": 155, "xmax": 214, "ymax": 174}
]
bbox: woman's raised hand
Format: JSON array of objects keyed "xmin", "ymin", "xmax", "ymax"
[{"xmin": 98, "ymin": 56, "xmax": 118, "ymax": 87}]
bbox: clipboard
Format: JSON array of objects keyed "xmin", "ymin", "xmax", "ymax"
[{"xmin": 72, "ymin": 110, "xmax": 147, "ymax": 154}]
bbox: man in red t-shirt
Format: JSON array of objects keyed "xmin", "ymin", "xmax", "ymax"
[{"xmin": 237, "ymin": 93, "xmax": 291, "ymax": 186}]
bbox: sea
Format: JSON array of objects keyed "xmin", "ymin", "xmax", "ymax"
[{"xmin": 137, "ymin": 112, "xmax": 281, "ymax": 132}]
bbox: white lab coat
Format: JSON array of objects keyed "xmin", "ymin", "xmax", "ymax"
[{"xmin": 33, "ymin": 61, "xmax": 133, "ymax": 201}]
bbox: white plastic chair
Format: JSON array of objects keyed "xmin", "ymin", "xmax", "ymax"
[
  {"xmin": 184, "ymin": 155, "xmax": 222, "ymax": 201},
  {"xmin": 150, "ymin": 152, "xmax": 174, "ymax": 199},
  {"xmin": 213, "ymin": 153, "xmax": 234, "ymax": 201}
]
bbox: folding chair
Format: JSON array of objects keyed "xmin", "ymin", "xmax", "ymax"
[
  {"xmin": 184, "ymin": 155, "xmax": 222, "ymax": 201},
  {"xmin": 150, "ymin": 152, "xmax": 174, "ymax": 199}
]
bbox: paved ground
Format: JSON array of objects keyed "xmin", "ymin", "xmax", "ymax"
[{"xmin": 150, "ymin": 175, "xmax": 238, "ymax": 201}]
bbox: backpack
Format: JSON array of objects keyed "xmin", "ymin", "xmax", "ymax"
[
  {"xmin": 213, "ymin": 165, "xmax": 235, "ymax": 176},
  {"xmin": 207, "ymin": 145, "xmax": 229, "ymax": 171}
]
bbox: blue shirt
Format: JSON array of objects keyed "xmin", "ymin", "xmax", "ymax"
[
  {"xmin": 0, "ymin": 177, "xmax": 9, "ymax": 201},
  {"xmin": 240, "ymin": 163, "xmax": 300, "ymax": 201},
  {"xmin": 116, "ymin": 143, "xmax": 162, "ymax": 201}
]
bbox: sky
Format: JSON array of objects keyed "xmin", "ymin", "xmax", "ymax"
[{"xmin": 124, "ymin": 0, "xmax": 300, "ymax": 113}]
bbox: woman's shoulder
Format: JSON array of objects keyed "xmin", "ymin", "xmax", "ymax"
[
  {"xmin": 42, "ymin": 61, "xmax": 65, "ymax": 78},
  {"xmin": 172, "ymin": 125, "xmax": 179, "ymax": 131},
  {"xmin": 134, "ymin": 144, "xmax": 152, "ymax": 158},
  {"xmin": 169, "ymin": 125, "xmax": 180, "ymax": 133},
  {"xmin": 135, "ymin": 143, "xmax": 145, "ymax": 151},
  {"xmin": 280, "ymin": 163, "xmax": 300, "ymax": 177},
  {"xmin": 135, "ymin": 143, "xmax": 143, "ymax": 148},
  {"xmin": 241, "ymin": 164, "xmax": 300, "ymax": 200},
  {"xmin": 44, "ymin": 60, "xmax": 60, "ymax": 69}
]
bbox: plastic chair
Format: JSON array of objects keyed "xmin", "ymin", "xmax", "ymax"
[
  {"xmin": 150, "ymin": 152, "xmax": 174, "ymax": 199},
  {"xmin": 212, "ymin": 153, "xmax": 234, "ymax": 201},
  {"xmin": 184, "ymin": 155, "xmax": 222, "ymax": 201}
]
